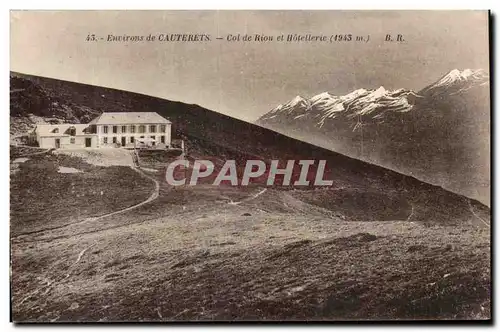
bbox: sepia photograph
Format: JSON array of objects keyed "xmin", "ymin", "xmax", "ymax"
[{"xmin": 9, "ymin": 10, "xmax": 491, "ymax": 322}]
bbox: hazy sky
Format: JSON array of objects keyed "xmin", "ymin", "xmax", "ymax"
[{"xmin": 10, "ymin": 10, "xmax": 489, "ymax": 121}]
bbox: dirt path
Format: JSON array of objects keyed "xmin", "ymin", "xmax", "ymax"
[
  {"xmin": 16, "ymin": 148, "xmax": 51, "ymax": 158},
  {"xmin": 222, "ymin": 188, "xmax": 267, "ymax": 205},
  {"xmin": 15, "ymin": 242, "xmax": 97, "ymax": 309},
  {"xmin": 86, "ymin": 167, "xmax": 160, "ymax": 222},
  {"xmin": 468, "ymin": 199, "xmax": 490, "ymax": 228},
  {"xmin": 12, "ymin": 165, "xmax": 161, "ymax": 243}
]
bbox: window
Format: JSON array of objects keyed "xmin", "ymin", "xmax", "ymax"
[
  {"xmin": 130, "ymin": 136, "xmax": 135, "ymax": 143},
  {"xmin": 160, "ymin": 125, "xmax": 166, "ymax": 133},
  {"xmin": 103, "ymin": 126, "xmax": 108, "ymax": 134},
  {"xmin": 113, "ymin": 126, "xmax": 118, "ymax": 134},
  {"xmin": 103, "ymin": 137, "xmax": 108, "ymax": 144},
  {"xmin": 161, "ymin": 135, "xmax": 165, "ymax": 144},
  {"xmin": 87, "ymin": 125, "xmax": 96, "ymax": 134},
  {"xmin": 52, "ymin": 128, "xmax": 59, "ymax": 134},
  {"xmin": 139, "ymin": 125, "xmax": 146, "ymax": 133},
  {"xmin": 150, "ymin": 136, "xmax": 156, "ymax": 146},
  {"xmin": 130, "ymin": 125, "xmax": 136, "ymax": 133},
  {"xmin": 70, "ymin": 138, "xmax": 75, "ymax": 144},
  {"xmin": 150, "ymin": 125, "xmax": 156, "ymax": 133},
  {"xmin": 69, "ymin": 126, "xmax": 76, "ymax": 136},
  {"xmin": 112, "ymin": 137, "xmax": 117, "ymax": 144},
  {"xmin": 122, "ymin": 125, "xmax": 127, "ymax": 133}
]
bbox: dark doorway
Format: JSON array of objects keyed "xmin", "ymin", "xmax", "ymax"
[
  {"xmin": 121, "ymin": 137, "xmax": 126, "ymax": 147},
  {"xmin": 55, "ymin": 138, "xmax": 60, "ymax": 148},
  {"xmin": 85, "ymin": 138, "xmax": 92, "ymax": 147}
]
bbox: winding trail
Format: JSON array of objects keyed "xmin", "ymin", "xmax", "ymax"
[
  {"xmin": 221, "ymin": 188, "xmax": 268, "ymax": 206},
  {"xmin": 85, "ymin": 167, "xmax": 160, "ymax": 222},
  {"xmin": 15, "ymin": 242, "xmax": 97, "ymax": 309},
  {"xmin": 12, "ymin": 165, "xmax": 161, "ymax": 242},
  {"xmin": 15, "ymin": 147, "xmax": 51, "ymax": 158},
  {"xmin": 468, "ymin": 199, "xmax": 490, "ymax": 228},
  {"xmin": 406, "ymin": 204, "xmax": 415, "ymax": 222}
]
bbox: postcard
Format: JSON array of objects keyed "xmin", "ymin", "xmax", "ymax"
[{"xmin": 10, "ymin": 10, "xmax": 491, "ymax": 322}]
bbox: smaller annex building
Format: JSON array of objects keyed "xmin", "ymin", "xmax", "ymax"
[
  {"xmin": 31, "ymin": 124, "xmax": 97, "ymax": 149},
  {"xmin": 31, "ymin": 112, "xmax": 172, "ymax": 149}
]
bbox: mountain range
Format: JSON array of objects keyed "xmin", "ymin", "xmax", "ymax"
[{"xmin": 257, "ymin": 69, "xmax": 490, "ymax": 205}]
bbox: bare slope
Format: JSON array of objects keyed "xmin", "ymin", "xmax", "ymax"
[
  {"xmin": 10, "ymin": 73, "xmax": 491, "ymax": 321},
  {"xmin": 257, "ymin": 69, "xmax": 490, "ymax": 205},
  {"xmin": 11, "ymin": 169, "xmax": 490, "ymax": 321}
]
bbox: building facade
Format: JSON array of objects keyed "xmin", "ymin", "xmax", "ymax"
[
  {"xmin": 32, "ymin": 124, "xmax": 98, "ymax": 149},
  {"xmin": 32, "ymin": 112, "xmax": 172, "ymax": 149}
]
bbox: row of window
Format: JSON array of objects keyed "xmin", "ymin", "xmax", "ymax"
[
  {"xmin": 102, "ymin": 125, "xmax": 167, "ymax": 134},
  {"xmin": 102, "ymin": 136, "xmax": 166, "ymax": 144},
  {"xmin": 52, "ymin": 126, "xmax": 97, "ymax": 135},
  {"xmin": 68, "ymin": 136, "xmax": 167, "ymax": 145}
]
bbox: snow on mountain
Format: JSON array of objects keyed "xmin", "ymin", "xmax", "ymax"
[
  {"xmin": 260, "ymin": 69, "xmax": 489, "ymax": 130},
  {"xmin": 261, "ymin": 86, "xmax": 419, "ymax": 129},
  {"xmin": 269, "ymin": 95, "xmax": 309, "ymax": 114},
  {"xmin": 420, "ymin": 69, "xmax": 489, "ymax": 96},
  {"xmin": 256, "ymin": 68, "xmax": 490, "ymax": 206}
]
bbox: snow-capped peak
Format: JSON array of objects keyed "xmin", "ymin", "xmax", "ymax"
[
  {"xmin": 267, "ymin": 95, "xmax": 309, "ymax": 115},
  {"xmin": 289, "ymin": 95, "xmax": 305, "ymax": 106},
  {"xmin": 432, "ymin": 69, "xmax": 485, "ymax": 88},
  {"xmin": 310, "ymin": 92, "xmax": 332, "ymax": 103},
  {"xmin": 259, "ymin": 68, "xmax": 488, "ymax": 130},
  {"xmin": 420, "ymin": 68, "xmax": 488, "ymax": 96},
  {"xmin": 261, "ymin": 85, "xmax": 419, "ymax": 128},
  {"xmin": 371, "ymin": 86, "xmax": 387, "ymax": 98},
  {"xmin": 439, "ymin": 69, "xmax": 473, "ymax": 84}
]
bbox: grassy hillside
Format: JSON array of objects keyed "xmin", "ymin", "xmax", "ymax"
[
  {"xmin": 10, "ymin": 146, "xmax": 152, "ymax": 235},
  {"xmin": 11, "ymin": 178, "xmax": 490, "ymax": 321},
  {"xmin": 10, "ymin": 73, "xmax": 491, "ymax": 321}
]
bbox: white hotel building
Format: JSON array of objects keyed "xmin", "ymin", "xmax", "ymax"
[{"xmin": 32, "ymin": 112, "xmax": 172, "ymax": 149}]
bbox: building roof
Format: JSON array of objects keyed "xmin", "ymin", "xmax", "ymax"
[
  {"xmin": 89, "ymin": 112, "xmax": 171, "ymax": 125},
  {"xmin": 35, "ymin": 124, "xmax": 93, "ymax": 137}
]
